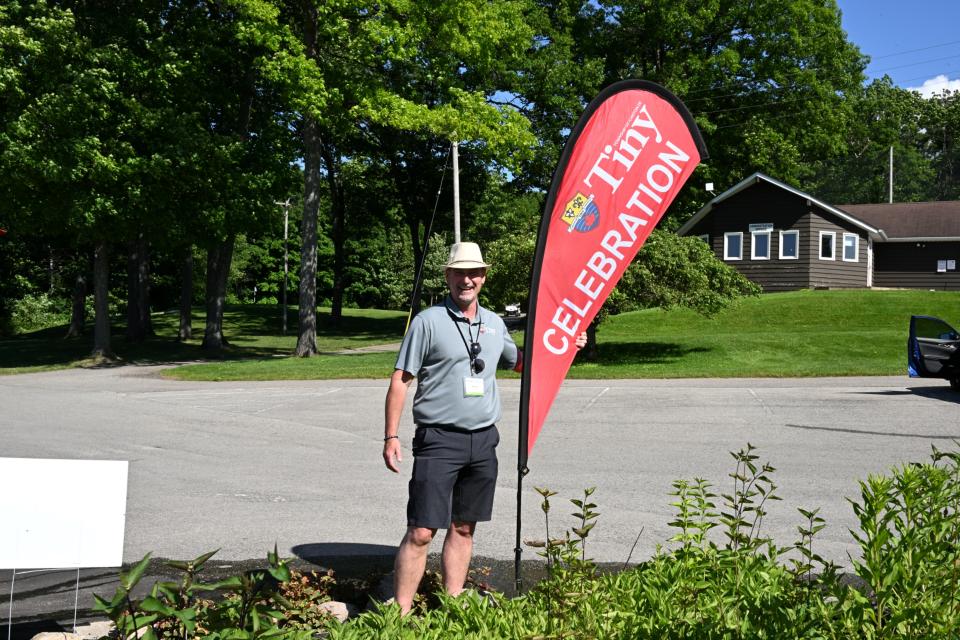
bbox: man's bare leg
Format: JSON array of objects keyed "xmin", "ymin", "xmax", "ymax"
[
  {"xmin": 394, "ymin": 526, "xmax": 436, "ymax": 614},
  {"xmin": 440, "ymin": 520, "xmax": 475, "ymax": 597}
]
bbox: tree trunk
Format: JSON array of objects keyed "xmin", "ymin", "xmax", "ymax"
[
  {"xmin": 296, "ymin": 4, "xmax": 320, "ymax": 357},
  {"xmin": 91, "ymin": 241, "xmax": 113, "ymax": 358},
  {"xmin": 201, "ymin": 237, "xmax": 235, "ymax": 350},
  {"xmin": 178, "ymin": 247, "xmax": 193, "ymax": 341},
  {"xmin": 296, "ymin": 117, "xmax": 321, "ymax": 356},
  {"xmin": 321, "ymin": 143, "xmax": 345, "ymax": 327},
  {"xmin": 64, "ymin": 272, "xmax": 87, "ymax": 338},
  {"xmin": 125, "ymin": 232, "xmax": 152, "ymax": 342}
]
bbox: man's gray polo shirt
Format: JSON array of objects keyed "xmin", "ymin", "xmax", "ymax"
[{"xmin": 396, "ymin": 297, "xmax": 518, "ymax": 431}]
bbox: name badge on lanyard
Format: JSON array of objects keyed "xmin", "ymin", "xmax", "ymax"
[{"xmin": 463, "ymin": 376, "xmax": 485, "ymax": 397}]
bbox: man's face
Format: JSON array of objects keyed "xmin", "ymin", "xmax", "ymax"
[{"xmin": 446, "ymin": 267, "xmax": 487, "ymax": 309}]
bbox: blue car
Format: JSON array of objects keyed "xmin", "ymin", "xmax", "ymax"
[{"xmin": 908, "ymin": 315, "xmax": 960, "ymax": 390}]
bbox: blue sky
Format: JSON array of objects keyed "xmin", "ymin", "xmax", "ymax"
[{"xmin": 835, "ymin": 0, "xmax": 960, "ymax": 96}]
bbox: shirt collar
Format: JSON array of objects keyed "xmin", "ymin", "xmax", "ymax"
[{"xmin": 444, "ymin": 295, "xmax": 483, "ymax": 324}]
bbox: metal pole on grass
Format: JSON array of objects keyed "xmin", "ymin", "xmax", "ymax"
[
  {"xmin": 275, "ymin": 199, "xmax": 291, "ymax": 334},
  {"xmin": 453, "ymin": 140, "xmax": 461, "ymax": 243}
]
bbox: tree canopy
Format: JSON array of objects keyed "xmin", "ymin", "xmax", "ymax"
[{"xmin": 2, "ymin": 0, "xmax": 958, "ymax": 345}]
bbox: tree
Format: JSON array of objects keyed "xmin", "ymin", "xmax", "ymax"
[
  {"xmin": 290, "ymin": 0, "xmax": 538, "ymax": 354},
  {"xmin": 582, "ymin": 0, "xmax": 865, "ymax": 217},
  {"xmin": 498, "ymin": 0, "xmax": 605, "ymax": 191},
  {"xmin": 0, "ymin": 0, "xmax": 141, "ymax": 357},
  {"xmin": 812, "ymin": 78, "xmax": 935, "ymax": 204},
  {"xmin": 921, "ymin": 89, "xmax": 960, "ymax": 201},
  {"xmin": 153, "ymin": 0, "xmax": 300, "ymax": 350}
]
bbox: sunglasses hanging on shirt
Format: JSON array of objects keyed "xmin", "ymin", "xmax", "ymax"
[
  {"xmin": 470, "ymin": 341, "xmax": 485, "ymax": 374},
  {"xmin": 452, "ymin": 310, "xmax": 485, "ymax": 375}
]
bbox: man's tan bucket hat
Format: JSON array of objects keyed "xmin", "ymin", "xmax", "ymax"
[{"xmin": 445, "ymin": 242, "xmax": 491, "ymax": 269}]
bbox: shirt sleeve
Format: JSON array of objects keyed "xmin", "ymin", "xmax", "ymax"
[{"xmin": 395, "ymin": 313, "xmax": 428, "ymax": 376}]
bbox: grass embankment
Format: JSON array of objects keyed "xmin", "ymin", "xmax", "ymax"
[
  {"xmin": 2, "ymin": 289, "xmax": 958, "ymax": 379},
  {"xmin": 574, "ymin": 288, "xmax": 960, "ymax": 378},
  {"xmin": 0, "ymin": 305, "xmax": 406, "ymax": 376},
  {"xmin": 164, "ymin": 289, "xmax": 960, "ymax": 380}
]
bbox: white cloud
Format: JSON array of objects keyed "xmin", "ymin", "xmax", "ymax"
[{"xmin": 907, "ymin": 74, "xmax": 960, "ymax": 98}]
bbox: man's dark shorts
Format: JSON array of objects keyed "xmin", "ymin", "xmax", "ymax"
[{"xmin": 407, "ymin": 424, "xmax": 499, "ymax": 529}]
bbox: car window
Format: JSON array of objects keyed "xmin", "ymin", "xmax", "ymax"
[{"xmin": 915, "ymin": 317, "xmax": 960, "ymax": 341}]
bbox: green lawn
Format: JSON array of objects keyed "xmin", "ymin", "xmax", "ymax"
[
  {"xmin": 570, "ymin": 288, "xmax": 960, "ymax": 378},
  {"xmin": 2, "ymin": 290, "xmax": 958, "ymax": 379},
  {"xmin": 0, "ymin": 305, "xmax": 407, "ymax": 375}
]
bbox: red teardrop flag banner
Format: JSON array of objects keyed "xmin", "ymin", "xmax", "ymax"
[{"xmin": 519, "ymin": 80, "xmax": 707, "ymax": 465}]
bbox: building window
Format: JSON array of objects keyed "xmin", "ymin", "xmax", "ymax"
[
  {"xmin": 724, "ymin": 232, "xmax": 742, "ymax": 260},
  {"xmin": 698, "ymin": 234, "xmax": 709, "ymax": 244},
  {"xmin": 751, "ymin": 229, "xmax": 771, "ymax": 260},
  {"xmin": 819, "ymin": 231, "xmax": 835, "ymax": 260},
  {"xmin": 842, "ymin": 233, "xmax": 859, "ymax": 262},
  {"xmin": 779, "ymin": 230, "xmax": 799, "ymax": 259}
]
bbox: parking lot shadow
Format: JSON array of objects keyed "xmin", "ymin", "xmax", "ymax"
[
  {"xmin": 291, "ymin": 543, "xmax": 396, "ymax": 580},
  {"xmin": 591, "ymin": 341, "xmax": 710, "ymax": 365},
  {"xmin": 855, "ymin": 385, "xmax": 960, "ymax": 405}
]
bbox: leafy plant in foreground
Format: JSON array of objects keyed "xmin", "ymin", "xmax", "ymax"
[
  {"xmin": 524, "ymin": 487, "xmax": 602, "ymax": 637},
  {"xmin": 720, "ymin": 443, "xmax": 780, "ymax": 553},
  {"xmin": 95, "ymin": 445, "xmax": 960, "ymax": 639},
  {"xmin": 94, "ymin": 546, "xmax": 323, "ymax": 639},
  {"xmin": 846, "ymin": 445, "xmax": 960, "ymax": 639}
]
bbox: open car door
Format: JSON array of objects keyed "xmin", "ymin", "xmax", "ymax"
[{"xmin": 908, "ymin": 315, "xmax": 960, "ymax": 390}]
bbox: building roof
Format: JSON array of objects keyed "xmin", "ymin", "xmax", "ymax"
[
  {"xmin": 677, "ymin": 172, "xmax": 884, "ymax": 239},
  {"xmin": 837, "ymin": 201, "xmax": 960, "ymax": 241}
]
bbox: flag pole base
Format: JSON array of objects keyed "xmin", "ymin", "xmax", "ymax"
[{"xmin": 514, "ymin": 464, "xmax": 529, "ymax": 594}]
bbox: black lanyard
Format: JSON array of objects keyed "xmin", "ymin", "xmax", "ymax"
[{"xmin": 450, "ymin": 306, "xmax": 483, "ymax": 374}]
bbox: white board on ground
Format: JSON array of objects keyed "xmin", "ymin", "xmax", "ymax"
[{"xmin": 0, "ymin": 458, "xmax": 128, "ymax": 569}]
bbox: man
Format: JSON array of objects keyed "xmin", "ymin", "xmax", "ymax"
[{"xmin": 383, "ymin": 241, "xmax": 585, "ymax": 613}]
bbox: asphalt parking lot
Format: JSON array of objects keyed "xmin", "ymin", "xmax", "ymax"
[{"xmin": 2, "ymin": 367, "xmax": 958, "ymax": 636}]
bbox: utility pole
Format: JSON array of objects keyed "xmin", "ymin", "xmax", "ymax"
[
  {"xmin": 452, "ymin": 140, "xmax": 461, "ymax": 243},
  {"xmin": 889, "ymin": 145, "xmax": 894, "ymax": 204},
  {"xmin": 275, "ymin": 199, "xmax": 291, "ymax": 334}
]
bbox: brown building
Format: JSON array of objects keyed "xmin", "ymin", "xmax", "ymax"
[{"xmin": 678, "ymin": 173, "xmax": 960, "ymax": 292}]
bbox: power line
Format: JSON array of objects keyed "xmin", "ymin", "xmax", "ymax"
[
  {"xmin": 611, "ymin": 40, "xmax": 958, "ymax": 108},
  {"xmin": 870, "ymin": 39, "xmax": 960, "ymax": 60},
  {"xmin": 699, "ymin": 95, "xmax": 813, "ymax": 116},
  {"xmin": 713, "ymin": 109, "xmax": 812, "ymax": 130},
  {"xmin": 683, "ymin": 82, "xmax": 797, "ymax": 105},
  {"xmin": 872, "ymin": 53, "xmax": 960, "ymax": 73},
  {"xmin": 897, "ymin": 71, "xmax": 960, "ymax": 88},
  {"xmin": 619, "ymin": 32, "xmax": 959, "ymax": 102}
]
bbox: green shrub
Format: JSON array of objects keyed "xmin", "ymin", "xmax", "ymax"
[
  {"xmin": 97, "ymin": 446, "xmax": 960, "ymax": 639},
  {"xmin": 844, "ymin": 446, "xmax": 960, "ymax": 639},
  {"xmin": 94, "ymin": 547, "xmax": 330, "ymax": 640},
  {"xmin": 9, "ymin": 292, "xmax": 70, "ymax": 333},
  {"xmin": 330, "ymin": 445, "xmax": 960, "ymax": 639}
]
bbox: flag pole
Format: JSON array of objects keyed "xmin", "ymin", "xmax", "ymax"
[
  {"xmin": 513, "ymin": 78, "xmax": 709, "ymax": 595},
  {"xmin": 515, "ymin": 249, "xmax": 540, "ymax": 594},
  {"xmin": 514, "ymin": 462, "xmax": 528, "ymax": 594},
  {"xmin": 515, "ymin": 164, "xmax": 551, "ymax": 593}
]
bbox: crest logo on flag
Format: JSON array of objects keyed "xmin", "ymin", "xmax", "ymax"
[{"xmin": 560, "ymin": 192, "xmax": 600, "ymax": 233}]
